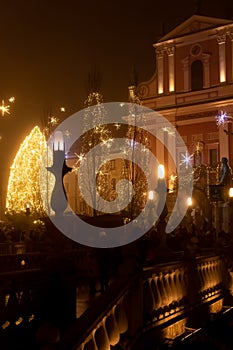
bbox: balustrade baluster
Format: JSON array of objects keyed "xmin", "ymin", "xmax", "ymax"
[
  {"xmin": 169, "ymin": 270, "xmax": 178, "ymax": 303},
  {"xmin": 143, "ymin": 279, "xmax": 155, "ymax": 318},
  {"xmin": 215, "ymin": 260, "xmax": 222, "ymax": 285},
  {"xmin": 84, "ymin": 335, "xmax": 98, "ymax": 350},
  {"xmin": 204, "ymin": 262, "xmax": 211, "ymax": 297},
  {"xmin": 94, "ymin": 322, "xmax": 110, "ymax": 350},
  {"xmin": 206, "ymin": 261, "xmax": 212, "ymax": 292},
  {"xmin": 199, "ymin": 263, "xmax": 206, "ymax": 295},
  {"xmin": 164, "ymin": 273, "xmax": 173, "ymax": 306},
  {"xmin": 213, "ymin": 261, "xmax": 219, "ymax": 287},
  {"xmin": 114, "ymin": 301, "xmax": 128, "ymax": 334},
  {"xmin": 179, "ymin": 269, "xmax": 186, "ymax": 308},
  {"xmin": 105, "ymin": 312, "xmax": 120, "ymax": 345},
  {"xmin": 151, "ymin": 275, "xmax": 162, "ymax": 311},
  {"xmin": 158, "ymin": 272, "xmax": 169, "ymax": 313},
  {"xmin": 175, "ymin": 269, "xmax": 183, "ymax": 303},
  {"xmin": 209, "ymin": 261, "xmax": 215, "ymax": 292}
]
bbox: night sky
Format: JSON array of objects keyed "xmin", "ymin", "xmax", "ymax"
[{"xmin": 0, "ymin": 0, "xmax": 232, "ymax": 204}]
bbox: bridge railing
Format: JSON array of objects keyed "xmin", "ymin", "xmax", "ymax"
[{"xmin": 58, "ymin": 254, "xmax": 227, "ymax": 350}]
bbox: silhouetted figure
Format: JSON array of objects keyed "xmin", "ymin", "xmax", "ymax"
[
  {"xmin": 219, "ymin": 157, "xmax": 232, "ymax": 186},
  {"xmin": 219, "ymin": 157, "xmax": 232, "ymax": 201}
]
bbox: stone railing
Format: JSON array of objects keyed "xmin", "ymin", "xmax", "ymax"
[
  {"xmin": 0, "ymin": 250, "xmax": 79, "ymax": 347},
  {"xmin": 58, "ymin": 254, "xmax": 227, "ymax": 350}
]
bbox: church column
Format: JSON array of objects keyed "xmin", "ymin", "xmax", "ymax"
[
  {"xmin": 202, "ymin": 53, "xmax": 210, "ymax": 88},
  {"xmin": 167, "ymin": 46, "xmax": 175, "ymax": 92},
  {"xmin": 156, "ymin": 48, "xmax": 164, "ymax": 94},
  {"xmin": 229, "ymin": 32, "xmax": 233, "ymax": 82},
  {"xmin": 182, "ymin": 56, "xmax": 189, "ymax": 91},
  {"xmin": 217, "ymin": 33, "xmax": 227, "ymax": 83},
  {"xmin": 219, "ymin": 123, "xmax": 229, "ymax": 160}
]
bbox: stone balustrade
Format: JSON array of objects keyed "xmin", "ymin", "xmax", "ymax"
[
  {"xmin": 143, "ymin": 263, "xmax": 188, "ymax": 322},
  {"xmin": 196, "ymin": 256, "xmax": 223, "ymax": 301},
  {"xmin": 58, "ymin": 254, "xmax": 229, "ymax": 350},
  {"xmin": 0, "ymin": 250, "xmax": 229, "ymax": 349}
]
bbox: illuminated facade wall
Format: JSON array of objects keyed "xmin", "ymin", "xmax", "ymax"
[{"xmin": 138, "ymin": 15, "xmax": 233, "ymax": 176}]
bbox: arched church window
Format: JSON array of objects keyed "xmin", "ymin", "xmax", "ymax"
[{"xmin": 191, "ymin": 60, "xmax": 203, "ymax": 91}]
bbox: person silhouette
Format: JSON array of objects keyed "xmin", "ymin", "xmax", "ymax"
[{"xmin": 219, "ymin": 157, "xmax": 232, "ymax": 200}]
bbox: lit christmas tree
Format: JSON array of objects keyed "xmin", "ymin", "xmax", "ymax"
[
  {"xmin": 74, "ymin": 72, "xmax": 113, "ymax": 216},
  {"xmin": 6, "ymin": 126, "xmax": 51, "ymax": 217},
  {"xmin": 120, "ymin": 85, "xmax": 150, "ymax": 220}
]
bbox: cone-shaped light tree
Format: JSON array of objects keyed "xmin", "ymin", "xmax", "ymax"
[{"xmin": 6, "ymin": 126, "xmax": 49, "ymax": 217}]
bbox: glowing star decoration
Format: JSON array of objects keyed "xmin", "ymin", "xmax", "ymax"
[
  {"xmin": 180, "ymin": 151, "xmax": 193, "ymax": 169},
  {"xmin": 60, "ymin": 107, "xmax": 65, "ymax": 112},
  {"xmin": 114, "ymin": 123, "xmax": 121, "ymax": 130},
  {"xmin": 9, "ymin": 96, "xmax": 15, "ymax": 103},
  {"xmin": 73, "ymin": 153, "xmax": 85, "ymax": 172},
  {"xmin": 48, "ymin": 116, "xmax": 59, "ymax": 126},
  {"xmin": 75, "ymin": 152, "xmax": 85, "ymax": 164},
  {"xmin": 102, "ymin": 138, "xmax": 113, "ymax": 148},
  {"xmin": 43, "ymin": 126, "xmax": 50, "ymax": 137},
  {"xmin": 215, "ymin": 110, "xmax": 232, "ymax": 127},
  {"xmin": 162, "ymin": 126, "xmax": 170, "ymax": 133},
  {"xmin": 6, "ymin": 126, "xmax": 53, "ymax": 216},
  {"xmin": 0, "ymin": 100, "xmax": 10, "ymax": 116}
]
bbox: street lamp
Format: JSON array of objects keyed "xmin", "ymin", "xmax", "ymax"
[
  {"xmin": 47, "ymin": 131, "xmax": 72, "ymax": 216},
  {"xmin": 148, "ymin": 190, "xmax": 155, "ymax": 201},
  {"xmin": 158, "ymin": 164, "xmax": 165, "ymax": 179},
  {"xmin": 187, "ymin": 197, "xmax": 192, "ymax": 207},
  {"xmin": 228, "ymin": 188, "xmax": 233, "ymax": 235},
  {"xmin": 229, "ymin": 188, "xmax": 233, "ymax": 198},
  {"xmin": 156, "ymin": 164, "xmax": 168, "ymax": 222}
]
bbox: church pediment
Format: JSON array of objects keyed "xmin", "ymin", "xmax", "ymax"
[{"xmin": 158, "ymin": 15, "xmax": 233, "ymax": 43}]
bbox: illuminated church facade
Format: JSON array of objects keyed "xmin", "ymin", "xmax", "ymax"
[{"xmin": 138, "ymin": 14, "xmax": 233, "ymax": 170}]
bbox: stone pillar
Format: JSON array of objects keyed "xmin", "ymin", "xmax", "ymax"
[
  {"xmin": 217, "ymin": 33, "xmax": 227, "ymax": 83},
  {"xmin": 229, "ymin": 32, "xmax": 233, "ymax": 82},
  {"xmin": 167, "ymin": 46, "xmax": 175, "ymax": 92},
  {"xmin": 156, "ymin": 48, "xmax": 164, "ymax": 94},
  {"xmin": 219, "ymin": 123, "xmax": 229, "ymax": 160},
  {"xmin": 182, "ymin": 56, "xmax": 189, "ymax": 91},
  {"xmin": 202, "ymin": 53, "xmax": 210, "ymax": 88}
]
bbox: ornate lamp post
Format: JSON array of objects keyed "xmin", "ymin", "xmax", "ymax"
[
  {"xmin": 47, "ymin": 131, "xmax": 72, "ymax": 216},
  {"xmin": 228, "ymin": 188, "xmax": 233, "ymax": 235},
  {"xmin": 155, "ymin": 164, "xmax": 169, "ymax": 255}
]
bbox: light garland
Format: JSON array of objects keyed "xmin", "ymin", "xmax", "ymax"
[
  {"xmin": 120, "ymin": 86, "xmax": 150, "ymax": 219},
  {"xmin": 73, "ymin": 91, "xmax": 114, "ymax": 215}
]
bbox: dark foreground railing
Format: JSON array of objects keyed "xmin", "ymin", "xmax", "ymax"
[
  {"xmin": 0, "ymin": 245, "xmax": 232, "ymax": 350},
  {"xmin": 57, "ymin": 254, "xmax": 231, "ymax": 350},
  {"xmin": 0, "ymin": 245, "xmax": 100, "ymax": 349}
]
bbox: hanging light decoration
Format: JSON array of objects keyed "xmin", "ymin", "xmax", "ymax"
[
  {"xmin": 215, "ymin": 110, "xmax": 232, "ymax": 127},
  {"xmin": 180, "ymin": 151, "xmax": 193, "ymax": 169},
  {"xmin": 0, "ymin": 100, "xmax": 10, "ymax": 116}
]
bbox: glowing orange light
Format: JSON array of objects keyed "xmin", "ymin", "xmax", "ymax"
[{"xmin": 0, "ymin": 100, "xmax": 10, "ymax": 116}]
